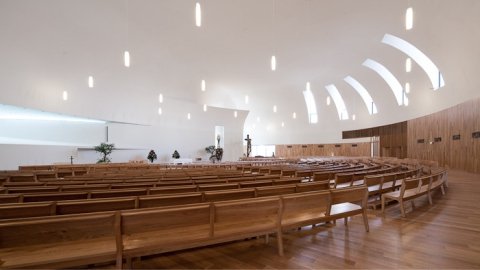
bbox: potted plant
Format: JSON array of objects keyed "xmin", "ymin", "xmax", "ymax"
[
  {"xmin": 172, "ymin": 150, "xmax": 180, "ymax": 159},
  {"xmin": 94, "ymin": 142, "xmax": 115, "ymax": 163},
  {"xmin": 147, "ymin": 150, "xmax": 157, "ymax": 163}
]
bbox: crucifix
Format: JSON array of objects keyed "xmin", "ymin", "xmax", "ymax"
[
  {"xmin": 70, "ymin": 156, "xmax": 74, "ymax": 165},
  {"xmin": 244, "ymin": 134, "xmax": 252, "ymax": 157}
]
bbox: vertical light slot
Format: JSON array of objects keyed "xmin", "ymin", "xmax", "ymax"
[
  {"xmin": 382, "ymin": 34, "xmax": 445, "ymax": 90},
  {"xmin": 195, "ymin": 2, "xmax": 202, "ymax": 27},
  {"xmin": 203, "ymin": 104, "xmax": 207, "ymax": 112},
  {"xmin": 344, "ymin": 76, "xmax": 378, "ymax": 115},
  {"xmin": 406, "ymin": 58, "xmax": 412, "ymax": 72},
  {"xmin": 306, "ymin": 82, "xmax": 310, "ymax": 91},
  {"xmin": 273, "ymin": 105, "xmax": 277, "ymax": 113},
  {"xmin": 187, "ymin": 113, "xmax": 191, "ymax": 120},
  {"xmin": 158, "ymin": 107, "xmax": 162, "ymax": 115},
  {"xmin": 158, "ymin": 93, "xmax": 163, "ymax": 103},
  {"xmin": 292, "ymin": 112, "xmax": 296, "ymax": 119},
  {"xmin": 257, "ymin": 117, "xmax": 260, "ymax": 123},
  {"xmin": 326, "ymin": 96, "xmax": 331, "ymax": 106},
  {"xmin": 245, "ymin": 95, "xmax": 249, "ymax": 104},
  {"xmin": 234, "ymin": 111, "xmax": 238, "ymax": 118},
  {"xmin": 325, "ymin": 84, "xmax": 349, "ymax": 120},
  {"xmin": 281, "ymin": 122, "xmax": 285, "ymax": 127},
  {"xmin": 362, "ymin": 59, "xmax": 404, "ymax": 105},
  {"xmin": 405, "ymin": 82, "xmax": 410, "ymax": 93},
  {"xmin": 88, "ymin": 76, "xmax": 94, "ymax": 88},
  {"xmin": 124, "ymin": 51, "xmax": 130, "ymax": 67},
  {"xmin": 303, "ymin": 88, "xmax": 318, "ymax": 124},
  {"xmin": 406, "ymin": 7, "xmax": 413, "ymax": 30},
  {"xmin": 271, "ymin": 55, "xmax": 276, "ymax": 71},
  {"xmin": 352, "ymin": 114, "xmax": 356, "ymax": 121},
  {"xmin": 62, "ymin": 91, "xmax": 68, "ymax": 101},
  {"xmin": 201, "ymin": 79, "xmax": 206, "ymax": 91}
]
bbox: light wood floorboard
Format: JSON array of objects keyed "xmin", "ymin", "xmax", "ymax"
[{"xmin": 97, "ymin": 170, "xmax": 480, "ymax": 269}]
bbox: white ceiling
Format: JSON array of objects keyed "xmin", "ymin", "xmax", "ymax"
[{"xmin": 0, "ymin": 0, "xmax": 479, "ymax": 144}]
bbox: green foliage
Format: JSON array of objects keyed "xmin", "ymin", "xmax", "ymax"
[
  {"xmin": 205, "ymin": 145, "xmax": 216, "ymax": 154},
  {"xmin": 94, "ymin": 142, "xmax": 115, "ymax": 163},
  {"xmin": 147, "ymin": 150, "xmax": 157, "ymax": 163}
]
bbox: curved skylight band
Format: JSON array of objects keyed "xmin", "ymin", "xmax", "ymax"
[
  {"xmin": 0, "ymin": 104, "xmax": 105, "ymax": 123},
  {"xmin": 382, "ymin": 33, "xmax": 445, "ymax": 90},
  {"xmin": 302, "ymin": 89, "xmax": 318, "ymax": 124},
  {"xmin": 344, "ymin": 76, "xmax": 378, "ymax": 115},
  {"xmin": 325, "ymin": 84, "xmax": 349, "ymax": 120},
  {"xmin": 362, "ymin": 59, "xmax": 407, "ymax": 106}
]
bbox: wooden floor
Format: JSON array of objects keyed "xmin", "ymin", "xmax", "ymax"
[{"xmin": 100, "ymin": 170, "xmax": 480, "ymax": 269}]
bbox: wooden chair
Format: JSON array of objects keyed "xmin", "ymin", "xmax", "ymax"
[
  {"xmin": 328, "ymin": 186, "xmax": 369, "ymax": 232},
  {"xmin": 0, "ymin": 212, "xmax": 121, "ymax": 269},
  {"xmin": 333, "ymin": 173, "xmax": 353, "ymax": 188}
]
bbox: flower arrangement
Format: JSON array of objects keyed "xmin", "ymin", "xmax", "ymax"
[
  {"xmin": 172, "ymin": 150, "xmax": 180, "ymax": 159},
  {"xmin": 147, "ymin": 150, "xmax": 157, "ymax": 163},
  {"xmin": 94, "ymin": 142, "xmax": 115, "ymax": 163}
]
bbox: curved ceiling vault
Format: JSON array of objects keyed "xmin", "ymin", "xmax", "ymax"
[{"xmin": 0, "ymin": 0, "xmax": 479, "ymax": 145}]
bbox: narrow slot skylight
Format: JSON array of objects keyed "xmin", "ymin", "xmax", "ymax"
[
  {"xmin": 302, "ymin": 88, "xmax": 318, "ymax": 124},
  {"xmin": 195, "ymin": 2, "xmax": 201, "ymax": 27},
  {"xmin": 62, "ymin": 91, "xmax": 68, "ymax": 101},
  {"xmin": 124, "ymin": 51, "xmax": 130, "ymax": 67},
  {"xmin": 88, "ymin": 76, "xmax": 94, "ymax": 88},
  {"xmin": 325, "ymin": 84, "xmax": 349, "ymax": 120},
  {"xmin": 201, "ymin": 79, "xmax": 206, "ymax": 91},
  {"xmin": 158, "ymin": 94, "xmax": 163, "ymax": 103},
  {"xmin": 406, "ymin": 58, "xmax": 412, "ymax": 72},
  {"xmin": 362, "ymin": 59, "xmax": 406, "ymax": 106},
  {"xmin": 344, "ymin": 76, "xmax": 378, "ymax": 115},
  {"xmin": 382, "ymin": 33, "xmax": 445, "ymax": 90},
  {"xmin": 271, "ymin": 55, "xmax": 276, "ymax": 71},
  {"xmin": 405, "ymin": 7, "xmax": 413, "ymax": 30}
]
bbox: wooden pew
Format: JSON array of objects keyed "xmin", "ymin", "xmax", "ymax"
[
  {"xmin": 56, "ymin": 197, "xmax": 137, "ymax": 215},
  {"xmin": 329, "ymin": 186, "xmax": 369, "ymax": 232},
  {"xmin": 197, "ymin": 183, "xmax": 238, "ymax": 192},
  {"xmin": 138, "ymin": 193, "xmax": 203, "ymax": 208},
  {"xmin": 281, "ymin": 190, "xmax": 330, "ymax": 230},
  {"xmin": 6, "ymin": 186, "xmax": 60, "ymax": 194},
  {"xmin": 255, "ymin": 185, "xmax": 297, "ymax": 197},
  {"xmin": 0, "ymin": 202, "xmax": 55, "ymax": 220},
  {"xmin": 90, "ymin": 189, "xmax": 148, "ymax": 199},
  {"xmin": 22, "ymin": 192, "xmax": 89, "ymax": 203},
  {"xmin": 381, "ymin": 176, "xmax": 430, "ymax": 217},
  {"xmin": 0, "ymin": 194, "xmax": 22, "ymax": 204},
  {"xmin": 0, "ymin": 212, "xmax": 121, "ymax": 269},
  {"xmin": 295, "ymin": 180, "xmax": 330, "ymax": 193},
  {"xmin": 121, "ymin": 204, "xmax": 212, "ymax": 268},
  {"xmin": 203, "ymin": 188, "xmax": 255, "ymax": 202},
  {"xmin": 149, "ymin": 185, "xmax": 198, "ymax": 195},
  {"xmin": 239, "ymin": 180, "xmax": 272, "ymax": 188}
]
